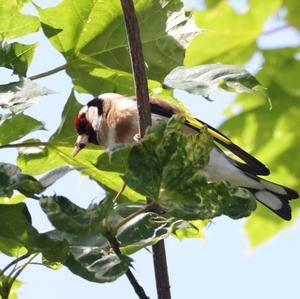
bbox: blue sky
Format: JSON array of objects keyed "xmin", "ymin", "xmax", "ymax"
[{"xmin": 1, "ymin": 0, "xmax": 300, "ymax": 298}]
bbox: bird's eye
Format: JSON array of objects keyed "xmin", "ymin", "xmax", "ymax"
[
  {"xmin": 78, "ymin": 119, "xmax": 87, "ymax": 134},
  {"xmin": 75, "ymin": 114, "xmax": 89, "ymax": 135}
]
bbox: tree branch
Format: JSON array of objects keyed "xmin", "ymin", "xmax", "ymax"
[
  {"xmin": 109, "ymin": 236, "xmax": 149, "ymax": 299},
  {"xmin": 120, "ymin": 0, "xmax": 152, "ymax": 137},
  {"xmin": 120, "ymin": 1, "xmax": 171, "ymax": 298}
]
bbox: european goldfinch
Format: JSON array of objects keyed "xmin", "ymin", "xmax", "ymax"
[{"xmin": 74, "ymin": 93, "xmax": 299, "ymax": 220}]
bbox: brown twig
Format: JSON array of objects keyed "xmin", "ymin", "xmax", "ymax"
[
  {"xmin": 120, "ymin": 0, "xmax": 152, "ymax": 137},
  {"xmin": 109, "ymin": 236, "xmax": 149, "ymax": 299},
  {"xmin": 120, "ymin": 1, "xmax": 171, "ymax": 298},
  {"xmin": 152, "ymin": 241, "xmax": 171, "ymax": 298}
]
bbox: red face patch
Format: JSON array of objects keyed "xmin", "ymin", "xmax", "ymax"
[
  {"xmin": 74, "ymin": 113, "xmax": 98, "ymax": 144},
  {"xmin": 74, "ymin": 113, "xmax": 92, "ymax": 135}
]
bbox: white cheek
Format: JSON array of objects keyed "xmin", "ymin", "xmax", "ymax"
[
  {"xmin": 92, "ymin": 115, "xmax": 102, "ymax": 131},
  {"xmin": 85, "ymin": 106, "xmax": 102, "ymax": 131}
]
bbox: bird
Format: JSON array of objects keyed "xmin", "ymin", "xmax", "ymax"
[{"xmin": 73, "ymin": 93, "xmax": 299, "ymax": 220}]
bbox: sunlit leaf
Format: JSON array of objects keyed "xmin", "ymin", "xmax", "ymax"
[
  {"xmin": 205, "ymin": 0, "xmax": 222, "ymax": 9},
  {"xmin": 16, "ymin": 0, "xmax": 31, "ymax": 8},
  {"xmin": 185, "ymin": 0, "xmax": 281, "ymax": 65},
  {"xmin": 41, "ymin": 257, "xmax": 63, "ymax": 270},
  {"xmin": 173, "ymin": 220, "xmax": 208, "ymax": 239},
  {"xmin": 0, "ymin": 194, "xmax": 26, "ymax": 205},
  {"xmin": 283, "ymin": 0, "xmax": 300, "ymax": 28},
  {"xmin": 38, "ymin": 0, "xmax": 199, "ymax": 94},
  {"xmin": 0, "ymin": 0, "xmax": 40, "ymax": 40},
  {"xmin": 220, "ymin": 48, "xmax": 300, "ymax": 246}
]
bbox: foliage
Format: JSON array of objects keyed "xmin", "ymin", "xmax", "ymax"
[
  {"xmin": 0, "ymin": 0, "xmax": 299, "ymax": 297},
  {"xmin": 164, "ymin": 63, "xmax": 269, "ymax": 102}
]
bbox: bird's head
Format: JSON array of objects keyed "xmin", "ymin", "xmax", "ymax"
[
  {"xmin": 73, "ymin": 97, "xmax": 103, "ymax": 156},
  {"xmin": 73, "ymin": 93, "xmax": 124, "ymax": 156}
]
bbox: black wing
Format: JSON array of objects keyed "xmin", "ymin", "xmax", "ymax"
[{"xmin": 150, "ymin": 102, "xmax": 270, "ymax": 176}]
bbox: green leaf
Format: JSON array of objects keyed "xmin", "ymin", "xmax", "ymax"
[
  {"xmin": 123, "ymin": 115, "xmax": 256, "ymax": 220},
  {"xmin": 41, "ymin": 257, "xmax": 63, "ymax": 270},
  {"xmin": 0, "ymin": 113, "xmax": 44, "ymax": 146},
  {"xmin": 185, "ymin": 0, "xmax": 282, "ymax": 65},
  {"xmin": 17, "ymin": 91, "xmax": 142, "ymax": 201},
  {"xmin": 66, "ymin": 250, "xmax": 131, "ymax": 283},
  {"xmin": 0, "ymin": 194, "xmax": 26, "ymax": 205},
  {"xmin": 164, "ymin": 64, "xmax": 269, "ymax": 101},
  {"xmin": 173, "ymin": 220, "xmax": 207, "ymax": 239},
  {"xmin": 0, "ymin": 203, "xmax": 68, "ymax": 261},
  {"xmin": 95, "ymin": 145, "xmax": 132, "ymax": 174},
  {"xmin": 0, "ymin": 276, "xmax": 22, "ymax": 299},
  {"xmin": 16, "ymin": 0, "xmax": 31, "ymax": 8},
  {"xmin": 0, "ymin": 0, "xmax": 40, "ymax": 40},
  {"xmin": 160, "ymin": 176, "xmax": 256, "ymax": 220},
  {"xmin": 283, "ymin": 0, "xmax": 300, "ymax": 28},
  {"xmin": 117, "ymin": 212, "xmax": 176, "ymax": 255},
  {"xmin": 40, "ymin": 195, "xmax": 113, "ymax": 235},
  {"xmin": 205, "ymin": 0, "xmax": 222, "ymax": 9},
  {"xmin": 0, "ymin": 79, "xmax": 54, "ymax": 113},
  {"xmin": 0, "ymin": 162, "xmax": 44, "ymax": 198},
  {"xmin": 46, "ymin": 230, "xmax": 131, "ymax": 283},
  {"xmin": 220, "ymin": 48, "xmax": 300, "ymax": 246},
  {"xmin": 0, "ymin": 42, "xmax": 38, "ymax": 76},
  {"xmin": 38, "ymin": 0, "xmax": 199, "ymax": 93},
  {"xmin": 244, "ymin": 202, "xmax": 299, "ymax": 248}
]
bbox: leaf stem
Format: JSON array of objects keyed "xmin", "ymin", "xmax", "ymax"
[
  {"xmin": 112, "ymin": 184, "xmax": 126, "ymax": 204},
  {"xmin": 108, "ymin": 236, "xmax": 149, "ymax": 299},
  {"xmin": 120, "ymin": 0, "xmax": 171, "ymax": 298},
  {"xmin": 28, "ymin": 63, "xmax": 68, "ymax": 80},
  {"xmin": 1, "ymin": 253, "xmax": 38, "ymax": 299},
  {"xmin": 0, "ymin": 253, "xmax": 31, "ymax": 278}
]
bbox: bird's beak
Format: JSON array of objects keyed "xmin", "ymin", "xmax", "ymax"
[{"xmin": 73, "ymin": 134, "xmax": 89, "ymax": 157}]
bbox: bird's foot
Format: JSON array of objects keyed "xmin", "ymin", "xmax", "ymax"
[{"xmin": 133, "ymin": 133, "xmax": 141, "ymax": 142}]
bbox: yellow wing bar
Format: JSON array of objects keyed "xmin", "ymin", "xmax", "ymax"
[{"xmin": 180, "ymin": 113, "xmax": 231, "ymax": 145}]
